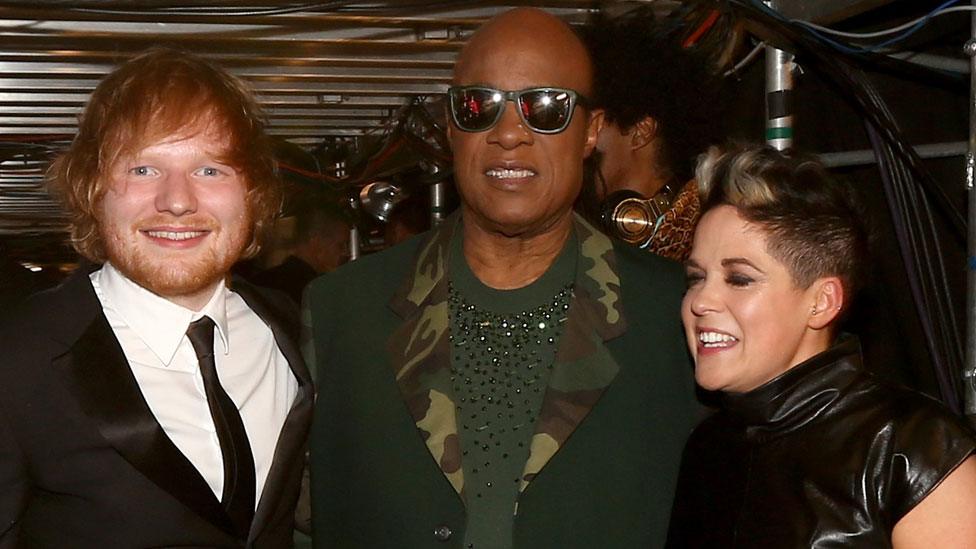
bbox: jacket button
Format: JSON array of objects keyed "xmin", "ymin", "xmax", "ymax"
[{"xmin": 433, "ymin": 524, "xmax": 453, "ymax": 541}]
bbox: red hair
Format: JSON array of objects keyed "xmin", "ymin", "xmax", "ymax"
[{"xmin": 49, "ymin": 47, "xmax": 281, "ymax": 261}]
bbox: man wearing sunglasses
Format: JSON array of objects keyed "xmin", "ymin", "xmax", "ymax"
[{"xmin": 307, "ymin": 7, "xmax": 700, "ymax": 548}]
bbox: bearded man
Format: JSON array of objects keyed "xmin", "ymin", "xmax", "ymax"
[
  {"xmin": 306, "ymin": 8, "xmax": 699, "ymax": 548},
  {"xmin": 0, "ymin": 49, "xmax": 312, "ymax": 548}
]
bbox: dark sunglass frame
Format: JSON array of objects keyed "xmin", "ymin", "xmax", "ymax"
[{"xmin": 447, "ymin": 86, "xmax": 590, "ymax": 134}]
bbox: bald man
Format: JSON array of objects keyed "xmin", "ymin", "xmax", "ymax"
[{"xmin": 306, "ymin": 8, "xmax": 700, "ymax": 548}]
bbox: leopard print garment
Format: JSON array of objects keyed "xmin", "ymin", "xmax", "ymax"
[{"xmin": 644, "ymin": 179, "xmax": 700, "ymax": 262}]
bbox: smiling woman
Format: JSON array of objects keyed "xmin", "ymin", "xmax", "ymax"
[
  {"xmin": 668, "ymin": 143, "xmax": 976, "ymax": 549},
  {"xmin": 682, "ymin": 205, "xmax": 831, "ymax": 393}
]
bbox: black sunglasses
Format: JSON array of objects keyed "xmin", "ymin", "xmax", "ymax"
[{"xmin": 447, "ymin": 86, "xmax": 590, "ymax": 134}]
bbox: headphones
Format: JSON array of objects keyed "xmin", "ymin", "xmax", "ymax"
[{"xmin": 599, "ymin": 186, "xmax": 675, "ymax": 247}]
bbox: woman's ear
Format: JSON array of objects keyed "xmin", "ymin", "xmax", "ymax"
[{"xmin": 808, "ymin": 277, "xmax": 844, "ymax": 330}]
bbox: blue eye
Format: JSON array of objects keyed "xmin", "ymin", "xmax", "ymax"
[
  {"xmin": 199, "ymin": 167, "xmax": 220, "ymax": 176},
  {"xmin": 129, "ymin": 166, "xmax": 156, "ymax": 176}
]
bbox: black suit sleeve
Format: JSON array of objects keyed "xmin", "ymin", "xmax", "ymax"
[{"xmin": 0, "ymin": 399, "xmax": 29, "ymax": 547}]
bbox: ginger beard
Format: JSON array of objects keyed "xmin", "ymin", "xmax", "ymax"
[
  {"xmin": 99, "ymin": 208, "xmax": 251, "ymax": 301},
  {"xmin": 96, "ymin": 126, "xmax": 253, "ymax": 306}
]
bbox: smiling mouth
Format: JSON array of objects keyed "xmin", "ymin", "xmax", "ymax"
[
  {"xmin": 485, "ymin": 167, "xmax": 536, "ymax": 179},
  {"xmin": 698, "ymin": 331, "xmax": 739, "ymax": 348},
  {"xmin": 143, "ymin": 230, "xmax": 208, "ymax": 241}
]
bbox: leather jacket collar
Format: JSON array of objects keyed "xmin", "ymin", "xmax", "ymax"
[{"xmin": 720, "ymin": 336, "xmax": 862, "ymax": 442}]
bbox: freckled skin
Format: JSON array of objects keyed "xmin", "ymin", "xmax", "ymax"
[{"xmin": 98, "ymin": 119, "xmax": 251, "ymax": 311}]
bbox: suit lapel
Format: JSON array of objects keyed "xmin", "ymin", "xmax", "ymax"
[
  {"xmin": 231, "ymin": 278, "xmax": 314, "ymax": 543},
  {"xmin": 52, "ymin": 271, "xmax": 235, "ymax": 535},
  {"xmin": 387, "ymin": 216, "xmax": 465, "ymax": 496},
  {"xmin": 518, "ymin": 216, "xmax": 626, "ymax": 492},
  {"xmin": 384, "ymin": 215, "xmax": 628, "ymax": 499}
]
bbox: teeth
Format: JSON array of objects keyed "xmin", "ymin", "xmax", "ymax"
[
  {"xmin": 146, "ymin": 230, "xmax": 206, "ymax": 241},
  {"xmin": 698, "ymin": 331, "xmax": 738, "ymax": 347},
  {"xmin": 486, "ymin": 168, "xmax": 536, "ymax": 179}
]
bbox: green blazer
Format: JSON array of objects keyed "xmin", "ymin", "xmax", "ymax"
[{"xmin": 306, "ymin": 214, "xmax": 700, "ymax": 548}]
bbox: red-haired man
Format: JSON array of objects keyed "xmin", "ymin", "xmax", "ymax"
[{"xmin": 0, "ymin": 48, "xmax": 311, "ymax": 548}]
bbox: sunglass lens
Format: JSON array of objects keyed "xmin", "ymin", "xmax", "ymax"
[
  {"xmin": 452, "ymin": 88, "xmax": 502, "ymax": 131},
  {"xmin": 520, "ymin": 90, "xmax": 572, "ymax": 132}
]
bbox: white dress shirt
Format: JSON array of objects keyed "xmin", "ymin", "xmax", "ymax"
[{"xmin": 91, "ymin": 263, "xmax": 298, "ymax": 507}]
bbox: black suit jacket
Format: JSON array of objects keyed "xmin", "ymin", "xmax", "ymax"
[{"xmin": 0, "ymin": 268, "xmax": 313, "ymax": 548}]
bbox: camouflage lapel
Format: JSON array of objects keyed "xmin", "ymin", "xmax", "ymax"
[
  {"xmin": 387, "ymin": 213, "xmax": 465, "ymax": 495},
  {"xmin": 518, "ymin": 215, "xmax": 627, "ymax": 493},
  {"xmin": 385, "ymin": 214, "xmax": 627, "ymax": 498}
]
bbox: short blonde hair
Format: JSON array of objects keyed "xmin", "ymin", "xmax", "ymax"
[
  {"xmin": 695, "ymin": 143, "xmax": 869, "ymax": 298},
  {"xmin": 48, "ymin": 47, "xmax": 281, "ymax": 262}
]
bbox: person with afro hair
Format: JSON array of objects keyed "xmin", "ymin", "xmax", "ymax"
[{"xmin": 579, "ymin": 5, "xmax": 726, "ymax": 261}]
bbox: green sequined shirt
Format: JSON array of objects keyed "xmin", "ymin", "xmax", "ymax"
[{"xmin": 448, "ymin": 227, "xmax": 577, "ymax": 549}]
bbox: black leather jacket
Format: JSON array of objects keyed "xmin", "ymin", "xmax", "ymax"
[{"xmin": 667, "ymin": 337, "xmax": 975, "ymax": 548}]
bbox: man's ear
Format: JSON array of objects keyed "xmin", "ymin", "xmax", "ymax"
[
  {"xmin": 808, "ymin": 276, "xmax": 845, "ymax": 330},
  {"xmin": 583, "ymin": 108, "xmax": 604, "ymax": 157},
  {"xmin": 631, "ymin": 116, "xmax": 658, "ymax": 150},
  {"xmin": 445, "ymin": 114, "xmax": 456, "ymax": 150}
]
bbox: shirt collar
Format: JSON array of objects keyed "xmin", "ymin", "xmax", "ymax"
[{"xmin": 96, "ymin": 262, "xmax": 231, "ymax": 365}]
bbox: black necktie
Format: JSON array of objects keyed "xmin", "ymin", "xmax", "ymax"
[{"xmin": 186, "ymin": 316, "xmax": 256, "ymax": 538}]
